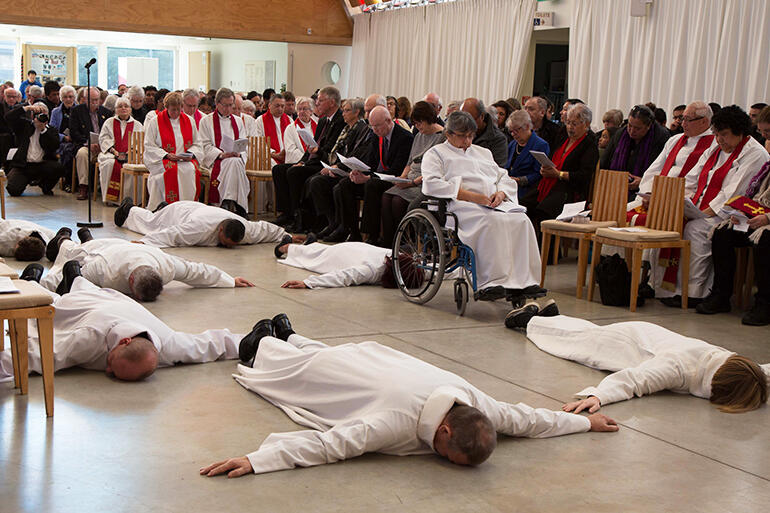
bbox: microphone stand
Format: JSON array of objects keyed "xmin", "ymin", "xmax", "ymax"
[{"xmin": 77, "ymin": 59, "xmax": 103, "ymax": 228}]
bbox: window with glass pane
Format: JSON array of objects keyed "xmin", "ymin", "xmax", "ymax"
[
  {"xmin": 107, "ymin": 48, "xmax": 174, "ymax": 90},
  {"xmin": 77, "ymin": 45, "xmax": 98, "ymax": 86},
  {"xmin": 0, "ymin": 41, "xmax": 15, "ymax": 84}
]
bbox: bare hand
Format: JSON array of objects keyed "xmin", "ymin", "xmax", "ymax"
[
  {"xmin": 641, "ymin": 196, "xmax": 650, "ymax": 209},
  {"xmin": 350, "ymin": 170, "xmax": 370, "ymax": 185},
  {"xmin": 587, "ymin": 413, "xmax": 619, "ymax": 432},
  {"xmin": 130, "ymin": 240, "xmax": 145, "ymax": 244},
  {"xmin": 281, "ymin": 280, "xmax": 307, "ymax": 289},
  {"xmin": 628, "ymin": 175, "xmax": 641, "ymax": 190},
  {"xmin": 703, "ymin": 207, "xmax": 716, "ymax": 218},
  {"xmin": 200, "ymin": 456, "xmax": 253, "ymax": 478},
  {"xmin": 488, "ymin": 191, "xmax": 506, "ymax": 208},
  {"xmin": 166, "ymin": 153, "xmax": 181, "ymax": 162},
  {"xmin": 234, "ymin": 277, "xmax": 255, "ymax": 287},
  {"xmin": 308, "ymin": 146, "xmax": 319, "ymax": 154},
  {"xmin": 321, "ymin": 167, "xmax": 334, "ymax": 177},
  {"xmin": 220, "ymin": 152, "xmax": 240, "ymax": 160},
  {"xmin": 748, "ymin": 214, "xmax": 770, "ymax": 229},
  {"xmin": 90, "ymin": 143, "xmax": 100, "ymax": 153},
  {"xmin": 540, "ymin": 165, "xmax": 559, "ymax": 179},
  {"xmin": 563, "ymin": 396, "xmax": 601, "ymax": 414},
  {"xmin": 271, "ymin": 149, "xmax": 285, "ymax": 160}
]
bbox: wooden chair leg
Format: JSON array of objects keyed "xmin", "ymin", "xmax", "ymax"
[
  {"xmin": 252, "ymin": 180, "xmax": 259, "ymax": 220},
  {"xmin": 272, "ymin": 183, "xmax": 277, "ymax": 216},
  {"xmin": 551, "ymin": 235, "xmax": 560, "ymax": 265},
  {"xmin": 629, "ymin": 247, "xmax": 643, "ymax": 312},
  {"xmin": 587, "ymin": 240, "xmax": 603, "ymax": 302},
  {"xmin": 0, "ymin": 181, "xmax": 6, "ymax": 218},
  {"xmin": 12, "ymin": 318, "xmax": 29, "ymax": 394},
  {"xmin": 576, "ymin": 237, "xmax": 590, "ymax": 299},
  {"xmin": 133, "ymin": 173, "xmax": 139, "ymax": 204},
  {"xmin": 680, "ymin": 244, "xmax": 690, "ymax": 310},
  {"xmin": 539, "ymin": 231, "xmax": 551, "ymax": 288},
  {"xmin": 9, "ymin": 319, "xmax": 20, "ymax": 388},
  {"xmin": 37, "ymin": 317, "xmax": 55, "ymax": 417},
  {"xmin": 0, "ymin": 319, "xmax": 4, "ymax": 351}
]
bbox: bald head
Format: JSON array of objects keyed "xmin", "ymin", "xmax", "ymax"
[
  {"xmin": 106, "ymin": 336, "xmax": 159, "ymax": 381},
  {"xmin": 461, "ymin": 98, "xmax": 486, "ymax": 134},
  {"xmin": 369, "ymin": 105, "xmax": 393, "ymax": 137},
  {"xmin": 86, "ymin": 87, "xmax": 100, "ymax": 112},
  {"xmin": 364, "ymin": 94, "xmax": 386, "ymax": 119},
  {"xmin": 4, "ymin": 88, "xmax": 19, "ymax": 106},
  {"xmin": 424, "ymin": 92, "xmax": 442, "ymax": 115}
]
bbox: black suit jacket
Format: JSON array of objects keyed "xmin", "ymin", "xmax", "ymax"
[
  {"xmin": 305, "ymin": 108, "xmax": 346, "ymax": 166},
  {"xmin": 337, "ymin": 119, "xmax": 374, "ymax": 171},
  {"xmin": 5, "ymin": 106, "xmax": 61, "ymax": 167},
  {"xmin": 132, "ymin": 106, "xmax": 148, "ymax": 125},
  {"xmin": 363, "ymin": 123, "xmax": 414, "ymax": 176},
  {"xmin": 69, "ymin": 104, "xmax": 111, "ymax": 147},
  {"xmin": 554, "ymin": 130, "xmax": 600, "ymax": 200}
]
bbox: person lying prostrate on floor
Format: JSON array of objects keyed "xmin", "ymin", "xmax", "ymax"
[
  {"xmin": 200, "ymin": 314, "xmax": 618, "ymax": 478},
  {"xmin": 115, "ymin": 198, "xmax": 295, "ymax": 248},
  {"xmin": 520, "ymin": 314, "xmax": 768, "ymax": 414},
  {"xmin": 0, "ymin": 274, "xmax": 243, "ymax": 382},
  {"xmin": 276, "ymin": 239, "xmax": 423, "ymax": 289},
  {"xmin": 41, "ymin": 230, "xmax": 253, "ymax": 301},
  {"xmin": 0, "ymin": 218, "xmax": 54, "ymax": 260}
]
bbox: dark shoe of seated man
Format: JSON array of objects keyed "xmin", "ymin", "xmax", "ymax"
[
  {"xmin": 20, "ymin": 263, "xmax": 44, "ymax": 283},
  {"xmin": 695, "ymin": 293, "xmax": 731, "ymax": 315},
  {"xmin": 238, "ymin": 319, "xmax": 275, "ymax": 366},
  {"xmin": 55, "ymin": 260, "xmax": 83, "ymax": 296},
  {"xmin": 45, "ymin": 227, "xmax": 72, "ymax": 262},
  {"xmin": 114, "ymin": 197, "xmax": 134, "ymax": 227},
  {"xmin": 742, "ymin": 300, "xmax": 770, "ymax": 326}
]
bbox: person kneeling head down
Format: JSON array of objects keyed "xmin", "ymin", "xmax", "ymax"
[
  {"xmin": 218, "ymin": 219, "xmax": 246, "ymax": 248},
  {"xmin": 14, "ymin": 234, "xmax": 46, "ymax": 261},
  {"xmin": 434, "ymin": 404, "xmax": 497, "ymax": 466},
  {"xmin": 710, "ymin": 355, "xmax": 768, "ymax": 413},
  {"xmin": 380, "ymin": 253, "xmax": 425, "ymax": 289},
  {"xmin": 128, "ymin": 266, "xmax": 164, "ymax": 302},
  {"xmin": 106, "ymin": 335, "xmax": 159, "ymax": 381}
]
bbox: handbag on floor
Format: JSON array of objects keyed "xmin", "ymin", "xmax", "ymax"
[{"xmin": 594, "ymin": 254, "xmax": 645, "ymax": 307}]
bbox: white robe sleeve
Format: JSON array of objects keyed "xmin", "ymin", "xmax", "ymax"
[
  {"xmin": 245, "ymin": 411, "xmax": 411, "ymax": 475},
  {"xmin": 421, "ymin": 147, "xmax": 462, "ymax": 199},
  {"xmin": 493, "ymin": 162, "xmax": 518, "ymax": 201},
  {"xmin": 472, "ymin": 392, "xmax": 591, "ymax": 437},
  {"xmin": 283, "ymin": 123, "xmax": 305, "ymax": 164},
  {"xmin": 707, "ymin": 145, "xmax": 769, "ymax": 214},
  {"xmin": 638, "ymin": 135, "xmax": 678, "ymax": 194},
  {"xmin": 185, "ymin": 113, "xmax": 205, "ymax": 163},
  {"xmin": 158, "ymin": 329, "xmax": 240, "ymax": 365},
  {"xmin": 198, "ymin": 116, "xmax": 223, "ymax": 168},
  {"xmin": 303, "ymin": 263, "xmax": 383, "ymax": 289},
  {"xmin": 243, "ymin": 220, "xmax": 287, "ymax": 244},
  {"xmin": 99, "ymin": 119, "xmax": 115, "ymax": 153},
  {"xmin": 253, "ymin": 116, "xmax": 265, "ymax": 137},
  {"xmin": 575, "ymin": 356, "xmax": 686, "ymax": 405},
  {"xmin": 140, "ymin": 226, "xmax": 208, "ymax": 248},
  {"xmin": 143, "ymin": 117, "xmax": 167, "ymax": 173},
  {"xmin": 170, "ymin": 255, "xmax": 236, "ymax": 288}
]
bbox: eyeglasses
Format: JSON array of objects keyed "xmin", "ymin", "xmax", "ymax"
[{"xmin": 682, "ymin": 116, "xmax": 704, "ymax": 123}]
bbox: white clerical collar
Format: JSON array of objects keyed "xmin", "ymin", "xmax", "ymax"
[{"xmin": 416, "ymin": 386, "xmax": 472, "ymax": 450}]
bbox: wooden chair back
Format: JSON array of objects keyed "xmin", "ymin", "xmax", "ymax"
[
  {"xmin": 246, "ymin": 136, "xmax": 271, "ymax": 171},
  {"xmin": 591, "ymin": 169, "xmax": 628, "ymax": 226},
  {"xmin": 129, "ymin": 131, "xmax": 145, "ymax": 164},
  {"xmin": 646, "ymin": 175, "xmax": 685, "ymax": 233}
]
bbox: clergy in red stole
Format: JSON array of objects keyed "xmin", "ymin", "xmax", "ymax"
[
  {"xmin": 255, "ymin": 93, "xmax": 292, "ymax": 166},
  {"xmin": 181, "ymin": 88, "xmax": 205, "ymax": 129},
  {"xmin": 198, "ymin": 88, "xmax": 250, "ymax": 214},
  {"xmin": 98, "ymin": 97, "xmax": 143, "ymax": 204},
  {"xmin": 647, "ymin": 106, "xmax": 769, "ymax": 304},
  {"xmin": 143, "ymin": 92, "xmax": 204, "ymax": 211},
  {"xmin": 282, "ymin": 97, "xmax": 318, "ymax": 165}
]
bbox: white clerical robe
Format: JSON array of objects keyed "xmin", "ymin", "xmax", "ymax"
[
  {"xmin": 283, "ymin": 121, "xmax": 312, "ymax": 165},
  {"xmin": 240, "ymin": 114, "xmax": 258, "ymax": 137},
  {"xmin": 0, "ymin": 219, "xmax": 55, "ymax": 257},
  {"xmin": 143, "ymin": 113, "xmax": 204, "ymax": 211},
  {"xmin": 254, "ymin": 114, "xmax": 289, "ymax": 167},
  {"xmin": 0, "ymin": 277, "xmax": 241, "ymax": 382},
  {"xmin": 650, "ymin": 137, "xmax": 769, "ymax": 298},
  {"xmin": 124, "ymin": 201, "xmax": 286, "ymax": 247},
  {"xmin": 526, "ymin": 315, "xmax": 770, "ymax": 405},
  {"xmin": 198, "ymin": 112, "xmax": 250, "ymax": 211},
  {"xmin": 40, "ymin": 238, "xmax": 235, "ymax": 294},
  {"xmin": 421, "ymin": 141, "xmax": 540, "ymax": 290},
  {"xmin": 280, "ymin": 242, "xmax": 391, "ymax": 288},
  {"xmin": 98, "ymin": 116, "xmax": 144, "ymax": 204},
  {"xmin": 234, "ymin": 334, "xmax": 591, "ymax": 474}
]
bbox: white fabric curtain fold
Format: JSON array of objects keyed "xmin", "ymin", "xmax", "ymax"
[
  {"xmin": 349, "ymin": 0, "xmax": 537, "ymax": 104},
  {"xmin": 570, "ymin": 0, "xmax": 770, "ymax": 130}
]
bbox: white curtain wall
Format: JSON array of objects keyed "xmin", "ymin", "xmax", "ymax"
[
  {"xmin": 349, "ymin": 0, "xmax": 537, "ymax": 105},
  {"xmin": 570, "ymin": 0, "xmax": 770, "ymax": 130}
]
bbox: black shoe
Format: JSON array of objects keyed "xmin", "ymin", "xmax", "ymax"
[
  {"xmin": 114, "ymin": 197, "xmax": 134, "ymax": 227},
  {"xmin": 153, "ymin": 201, "xmax": 169, "ymax": 213},
  {"xmin": 20, "ymin": 263, "xmax": 44, "ymax": 283},
  {"xmin": 346, "ymin": 231, "xmax": 362, "ymax": 242},
  {"xmin": 638, "ymin": 282, "xmax": 655, "ymax": 299},
  {"xmin": 538, "ymin": 298, "xmax": 559, "ymax": 317},
  {"xmin": 324, "ymin": 226, "xmax": 349, "ymax": 243},
  {"xmin": 238, "ymin": 319, "xmax": 275, "ymax": 365},
  {"xmin": 477, "ymin": 285, "xmax": 506, "ymax": 302},
  {"xmin": 742, "ymin": 302, "xmax": 770, "ymax": 326},
  {"xmin": 220, "ymin": 199, "xmax": 237, "ymax": 213},
  {"xmin": 234, "ymin": 203, "xmax": 248, "ymax": 219},
  {"xmin": 45, "ymin": 227, "xmax": 72, "ymax": 262},
  {"xmin": 274, "ymin": 234, "xmax": 293, "ymax": 259},
  {"xmin": 274, "ymin": 214, "xmax": 293, "ymax": 227},
  {"xmin": 695, "ymin": 294, "xmax": 731, "ymax": 315},
  {"xmin": 504, "ymin": 302, "xmax": 540, "ymax": 330},
  {"xmin": 303, "ymin": 232, "xmax": 317, "ymax": 245},
  {"xmin": 55, "ymin": 260, "xmax": 82, "ymax": 295},
  {"xmin": 272, "ymin": 313, "xmax": 295, "ymax": 341},
  {"xmin": 77, "ymin": 227, "xmax": 93, "ymax": 243},
  {"xmin": 660, "ymin": 295, "xmax": 702, "ymax": 308},
  {"xmin": 317, "ymin": 224, "xmax": 336, "ymax": 239},
  {"xmin": 42, "ymin": 187, "xmax": 54, "ymax": 196}
]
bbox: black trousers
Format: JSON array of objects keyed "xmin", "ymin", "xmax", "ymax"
[
  {"xmin": 287, "ymin": 164, "xmax": 321, "ymax": 215},
  {"xmin": 360, "ymin": 178, "xmax": 393, "ymax": 239},
  {"xmin": 520, "ymin": 181, "xmax": 570, "ymax": 245},
  {"xmin": 333, "ymin": 177, "xmax": 365, "ymax": 232},
  {"xmin": 307, "ymin": 173, "xmax": 341, "ymax": 224},
  {"xmin": 381, "ymin": 193, "xmax": 411, "ymax": 246},
  {"xmin": 6, "ymin": 161, "xmax": 65, "ymax": 196},
  {"xmin": 271, "ymin": 163, "xmax": 293, "ymax": 214},
  {"xmin": 711, "ymin": 225, "xmax": 770, "ymax": 304}
]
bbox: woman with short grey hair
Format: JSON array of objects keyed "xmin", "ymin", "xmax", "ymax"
[{"xmin": 505, "ymin": 110, "xmax": 550, "ymax": 199}]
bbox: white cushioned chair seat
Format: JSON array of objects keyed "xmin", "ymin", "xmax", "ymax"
[
  {"xmin": 595, "ymin": 227, "xmax": 680, "ymax": 242},
  {"xmin": 0, "ymin": 262, "xmax": 18, "ymax": 278},
  {"xmin": 541, "ymin": 220, "xmax": 618, "ymax": 233},
  {"xmin": 0, "ymin": 280, "xmax": 53, "ymax": 309},
  {"xmin": 122, "ymin": 164, "xmax": 148, "ymax": 172},
  {"xmin": 246, "ymin": 170, "xmax": 272, "ymax": 178}
]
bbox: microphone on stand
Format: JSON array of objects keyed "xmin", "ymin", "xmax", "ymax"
[{"xmin": 84, "ymin": 58, "xmax": 96, "ymax": 69}]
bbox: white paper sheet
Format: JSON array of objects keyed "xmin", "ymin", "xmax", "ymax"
[
  {"xmin": 483, "ymin": 201, "xmax": 527, "ymax": 214},
  {"xmin": 374, "ymin": 173, "xmax": 411, "ymax": 183},
  {"xmin": 322, "ymin": 161, "xmax": 349, "ymax": 177},
  {"xmin": 337, "ymin": 153, "xmax": 370, "ymax": 172},
  {"xmin": 530, "ymin": 150, "xmax": 555, "ymax": 168},
  {"xmin": 684, "ymin": 198, "xmax": 707, "ymax": 219},
  {"xmin": 232, "ymin": 138, "xmax": 248, "ymax": 154},
  {"xmin": 297, "ymin": 127, "xmax": 317, "ymax": 148},
  {"xmin": 89, "ymin": 132, "xmax": 99, "ymax": 145},
  {"xmin": 0, "ymin": 277, "xmax": 20, "ymax": 294},
  {"xmin": 608, "ymin": 227, "xmax": 647, "ymax": 232},
  {"xmin": 556, "ymin": 201, "xmax": 588, "ymax": 221},
  {"xmin": 220, "ymin": 134, "xmax": 234, "ymax": 153}
]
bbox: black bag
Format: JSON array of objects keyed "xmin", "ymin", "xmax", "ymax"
[{"xmin": 594, "ymin": 254, "xmax": 644, "ymax": 307}]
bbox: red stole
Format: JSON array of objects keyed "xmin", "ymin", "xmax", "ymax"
[
  {"xmin": 209, "ymin": 113, "xmax": 239, "ymax": 205},
  {"xmin": 261, "ymin": 112, "xmax": 291, "ymax": 163},
  {"xmin": 158, "ymin": 110, "xmax": 200, "ymax": 204},
  {"xmin": 193, "ymin": 109, "xmax": 202, "ymax": 128},
  {"xmin": 105, "ymin": 118, "xmax": 134, "ymax": 203},
  {"xmin": 295, "ymin": 118, "xmax": 317, "ymax": 151},
  {"xmin": 378, "ymin": 136, "xmax": 389, "ymax": 172},
  {"xmin": 692, "ymin": 136, "xmax": 749, "ymax": 210},
  {"xmin": 536, "ymin": 134, "xmax": 586, "ymax": 202}
]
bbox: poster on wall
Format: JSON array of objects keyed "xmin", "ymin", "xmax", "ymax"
[
  {"xmin": 22, "ymin": 45, "xmax": 77, "ymax": 85},
  {"xmin": 244, "ymin": 60, "xmax": 275, "ymax": 92}
]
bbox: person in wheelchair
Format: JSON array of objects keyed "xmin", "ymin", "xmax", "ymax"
[{"xmin": 420, "ymin": 111, "xmax": 542, "ymax": 301}]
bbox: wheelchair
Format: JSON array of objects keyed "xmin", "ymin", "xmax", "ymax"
[{"xmin": 392, "ymin": 198, "xmax": 545, "ymax": 315}]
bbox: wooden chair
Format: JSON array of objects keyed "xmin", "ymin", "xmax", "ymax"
[
  {"xmin": 121, "ymin": 131, "xmax": 149, "ymax": 206},
  {"xmin": 539, "ymin": 169, "xmax": 628, "ymax": 298},
  {"xmin": 587, "ymin": 175, "xmax": 690, "ymax": 312},
  {"xmin": 245, "ymin": 136, "xmax": 276, "ymax": 219},
  {"xmin": 0, "ymin": 257, "xmax": 18, "ymax": 351},
  {"xmin": 733, "ymin": 247, "xmax": 755, "ymax": 310},
  {"xmin": 199, "ymin": 166, "xmax": 211, "ymax": 204},
  {"xmin": 0, "ymin": 169, "xmax": 6, "ymax": 218},
  {"xmin": 0, "ymin": 279, "xmax": 56, "ymax": 416}
]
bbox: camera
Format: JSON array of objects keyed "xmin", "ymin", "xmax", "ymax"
[{"xmin": 35, "ymin": 112, "xmax": 49, "ymax": 123}]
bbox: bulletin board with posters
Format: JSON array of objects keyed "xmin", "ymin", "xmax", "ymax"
[{"xmin": 22, "ymin": 44, "xmax": 77, "ymax": 85}]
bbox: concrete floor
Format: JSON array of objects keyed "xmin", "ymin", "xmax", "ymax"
[{"xmin": 1, "ymin": 190, "xmax": 769, "ymax": 513}]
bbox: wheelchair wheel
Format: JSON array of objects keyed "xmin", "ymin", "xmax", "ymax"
[
  {"xmin": 454, "ymin": 279, "xmax": 469, "ymax": 316},
  {"xmin": 393, "ymin": 209, "xmax": 446, "ymax": 304}
]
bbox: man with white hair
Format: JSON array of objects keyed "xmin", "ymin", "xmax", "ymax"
[
  {"xmin": 255, "ymin": 93, "xmax": 292, "ymax": 166},
  {"xmin": 97, "ymin": 96, "xmax": 143, "ymax": 204},
  {"xmin": 70, "ymin": 86, "xmax": 111, "ymax": 199},
  {"xmin": 50, "ymin": 85, "xmax": 78, "ymax": 190},
  {"xmin": 363, "ymin": 94, "xmax": 387, "ymax": 120},
  {"xmin": 233, "ymin": 93, "xmax": 258, "ymax": 136},
  {"xmin": 524, "ymin": 96, "xmax": 562, "ymax": 151},
  {"xmin": 25, "ymin": 84, "xmax": 44, "ymax": 105},
  {"xmin": 182, "ymin": 88, "xmax": 204, "ymax": 128},
  {"xmin": 198, "ymin": 88, "xmax": 250, "ymax": 216},
  {"xmin": 0, "ymin": 86, "xmax": 20, "ymax": 167},
  {"xmin": 4, "ymin": 101, "xmax": 65, "ymax": 196},
  {"xmin": 127, "ymin": 85, "xmax": 149, "ymax": 124}
]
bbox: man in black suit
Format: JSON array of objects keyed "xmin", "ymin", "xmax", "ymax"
[
  {"xmin": 4, "ymin": 102, "xmax": 64, "ymax": 196},
  {"xmin": 326, "ymin": 105, "xmax": 414, "ymax": 243},
  {"xmin": 525, "ymin": 97, "xmax": 563, "ymax": 151},
  {"xmin": 272, "ymin": 86, "xmax": 346, "ymax": 232},
  {"xmin": 70, "ymin": 87, "xmax": 111, "ymax": 199},
  {"xmin": 1, "ymin": 87, "xmax": 21, "ymax": 169}
]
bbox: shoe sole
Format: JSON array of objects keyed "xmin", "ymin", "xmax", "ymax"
[
  {"xmin": 504, "ymin": 303, "xmax": 539, "ymax": 329},
  {"xmin": 538, "ymin": 299, "xmax": 559, "ymax": 317}
]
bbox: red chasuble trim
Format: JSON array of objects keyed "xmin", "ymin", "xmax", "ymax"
[
  {"xmin": 536, "ymin": 134, "xmax": 586, "ymax": 202},
  {"xmin": 209, "ymin": 113, "xmax": 239, "ymax": 205},
  {"xmin": 692, "ymin": 136, "xmax": 749, "ymax": 209},
  {"xmin": 295, "ymin": 118, "xmax": 317, "ymax": 151},
  {"xmin": 105, "ymin": 119, "xmax": 134, "ymax": 203},
  {"xmin": 159, "ymin": 110, "xmax": 200, "ymax": 204},
  {"xmin": 261, "ymin": 112, "xmax": 291, "ymax": 163}
]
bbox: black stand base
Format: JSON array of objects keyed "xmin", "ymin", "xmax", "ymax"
[{"xmin": 77, "ymin": 221, "xmax": 104, "ymax": 228}]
